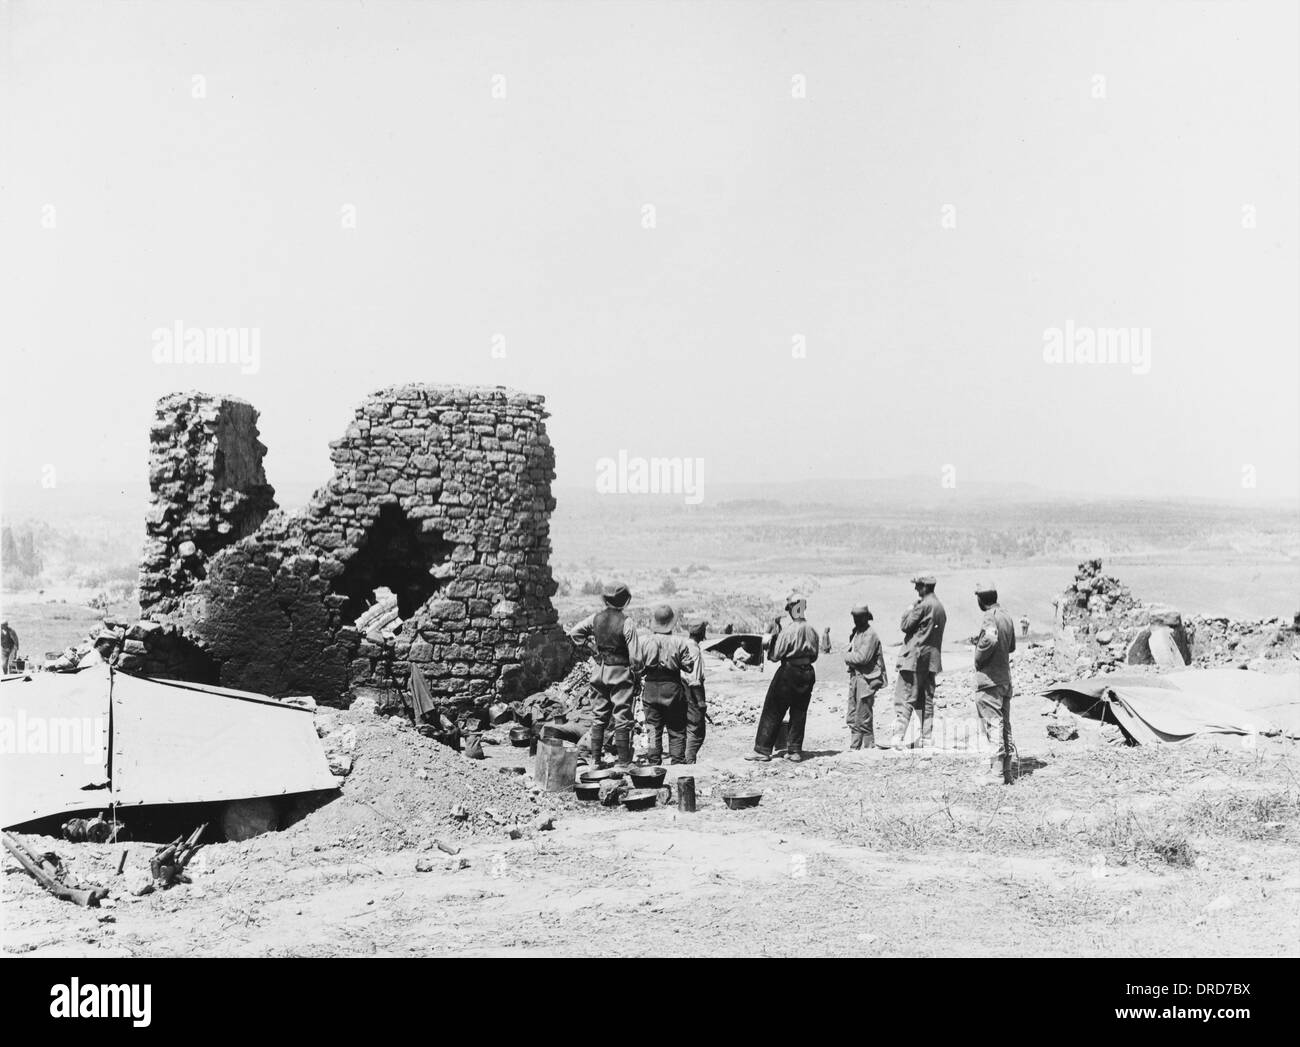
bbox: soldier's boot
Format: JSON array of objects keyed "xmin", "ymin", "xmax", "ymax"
[
  {"xmin": 973, "ymin": 755, "xmax": 1001, "ymax": 785},
  {"xmin": 589, "ymin": 725, "xmax": 605, "ymax": 768},
  {"xmin": 643, "ymin": 722, "xmax": 663, "ymax": 766},
  {"xmin": 614, "ymin": 730, "xmax": 634, "ymax": 771}
]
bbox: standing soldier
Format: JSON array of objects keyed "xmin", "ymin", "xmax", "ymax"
[
  {"xmin": 1018, "ymin": 614, "xmax": 1030, "ymax": 638},
  {"xmin": 746, "ymin": 593, "xmax": 820, "ymax": 763},
  {"xmin": 568, "ymin": 582, "xmax": 639, "ymax": 770},
  {"xmin": 973, "ymin": 580, "xmax": 1017, "ymax": 784},
  {"xmin": 892, "ymin": 574, "xmax": 946, "ymax": 748},
  {"xmin": 635, "ymin": 605, "xmax": 697, "ymax": 765},
  {"xmin": 682, "ymin": 618, "xmax": 709, "ymax": 763},
  {"xmin": 1, "ymin": 621, "xmax": 18, "ymax": 673},
  {"xmin": 844, "ymin": 604, "xmax": 887, "ymax": 751}
]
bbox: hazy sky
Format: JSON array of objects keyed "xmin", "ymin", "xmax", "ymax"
[{"xmin": 2, "ymin": 0, "xmax": 1297, "ymax": 515}]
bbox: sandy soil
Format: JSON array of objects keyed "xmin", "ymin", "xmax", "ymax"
[{"xmin": 4, "ymin": 657, "xmax": 1297, "ymax": 958}]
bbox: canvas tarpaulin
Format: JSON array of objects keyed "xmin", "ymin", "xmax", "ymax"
[
  {"xmin": 1041, "ymin": 667, "xmax": 1300, "ymax": 745},
  {"xmin": 1, "ymin": 664, "xmax": 337, "ymax": 828}
]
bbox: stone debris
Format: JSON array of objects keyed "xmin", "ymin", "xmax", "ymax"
[
  {"xmin": 1049, "ymin": 559, "xmax": 1298, "ymax": 676},
  {"xmin": 1046, "ymin": 719, "xmax": 1080, "ymax": 742}
]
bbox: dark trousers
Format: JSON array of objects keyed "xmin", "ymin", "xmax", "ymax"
[
  {"xmin": 753, "ymin": 662, "xmax": 816, "ymax": 756},
  {"xmin": 642, "ymin": 677, "xmax": 687, "ymax": 763},
  {"xmin": 685, "ymin": 684, "xmax": 707, "ymax": 762}
]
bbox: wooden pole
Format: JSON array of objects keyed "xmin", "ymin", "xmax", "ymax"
[
  {"xmin": 1001, "ymin": 695, "xmax": 1013, "ymax": 785},
  {"xmin": 2, "ymin": 832, "xmax": 107, "ymax": 907}
]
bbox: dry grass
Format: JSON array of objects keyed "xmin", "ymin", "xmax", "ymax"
[{"xmin": 775, "ymin": 741, "xmax": 1297, "ymax": 871}]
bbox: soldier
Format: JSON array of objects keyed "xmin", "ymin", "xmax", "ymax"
[
  {"xmin": 844, "ymin": 604, "xmax": 887, "ymax": 751},
  {"xmin": 892, "ymin": 574, "xmax": 946, "ymax": 748},
  {"xmin": 746, "ymin": 593, "xmax": 820, "ymax": 762},
  {"xmin": 1, "ymin": 621, "xmax": 18, "ymax": 674},
  {"xmin": 1018, "ymin": 614, "xmax": 1030, "ymax": 638},
  {"xmin": 682, "ymin": 618, "xmax": 709, "ymax": 763},
  {"xmin": 568, "ymin": 581, "xmax": 639, "ymax": 770},
  {"xmin": 973, "ymin": 580, "xmax": 1017, "ymax": 784},
  {"xmin": 635, "ymin": 605, "xmax": 697, "ymax": 765}
]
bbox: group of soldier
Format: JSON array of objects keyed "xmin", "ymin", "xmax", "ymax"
[{"xmin": 567, "ymin": 574, "xmax": 1017, "ymax": 784}]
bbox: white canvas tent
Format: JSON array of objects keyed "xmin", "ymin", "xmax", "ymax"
[{"xmin": 1, "ymin": 664, "xmax": 337, "ymax": 829}]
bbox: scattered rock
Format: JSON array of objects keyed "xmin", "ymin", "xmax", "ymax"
[
  {"xmin": 1047, "ymin": 720, "xmax": 1079, "ymax": 742},
  {"xmin": 122, "ymin": 867, "xmax": 153, "ymax": 897}
]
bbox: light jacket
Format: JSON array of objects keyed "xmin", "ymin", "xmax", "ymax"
[
  {"xmin": 845, "ymin": 624, "xmax": 887, "ymax": 694},
  {"xmin": 973, "ymin": 604, "xmax": 1016, "ymax": 691},
  {"xmin": 898, "ymin": 593, "xmax": 947, "ymax": 673},
  {"xmin": 635, "ymin": 631, "xmax": 696, "ymax": 679},
  {"xmin": 768, "ymin": 620, "xmax": 821, "ymax": 664},
  {"xmin": 682, "ymin": 638, "xmax": 705, "ymax": 687}
]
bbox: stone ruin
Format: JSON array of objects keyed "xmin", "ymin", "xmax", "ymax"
[
  {"xmin": 139, "ymin": 393, "xmax": 278, "ymax": 616},
  {"xmin": 124, "ymin": 385, "xmax": 573, "ymax": 714}
]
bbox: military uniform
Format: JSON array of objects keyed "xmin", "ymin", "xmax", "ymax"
[
  {"xmin": 973, "ymin": 596, "xmax": 1017, "ymax": 771},
  {"xmin": 752, "ymin": 600, "xmax": 820, "ymax": 759},
  {"xmin": 569, "ymin": 587, "xmax": 640, "ymax": 767},
  {"xmin": 894, "ymin": 579, "xmax": 946, "ymax": 747},
  {"xmin": 844, "ymin": 607, "xmax": 887, "ymax": 750},
  {"xmin": 1, "ymin": 623, "xmax": 18, "ymax": 674},
  {"xmin": 681, "ymin": 632, "xmax": 707, "ymax": 763},
  {"xmin": 635, "ymin": 608, "xmax": 697, "ymax": 764}
]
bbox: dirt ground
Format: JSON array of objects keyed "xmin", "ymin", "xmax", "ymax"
[{"xmin": 4, "ymin": 653, "xmax": 1298, "ymax": 958}]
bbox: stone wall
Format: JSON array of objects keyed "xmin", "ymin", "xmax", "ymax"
[
  {"xmin": 138, "ymin": 392, "xmax": 277, "ymax": 617},
  {"xmin": 137, "ymin": 385, "xmax": 573, "ymax": 711}
]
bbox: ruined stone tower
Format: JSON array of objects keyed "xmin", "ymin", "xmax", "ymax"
[
  {"xmin": 139, "ymin": 385, "xmax": 572, "ymax": 710},
  {"xmin": 139, "ymin": 392, "xmax": 277, "ymax": 616}
]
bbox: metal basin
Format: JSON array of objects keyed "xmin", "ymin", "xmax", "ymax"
[
  {"xmin": 721, "ymin": 789, "xmax": 763, "ymax": 810},
  {"xmin": 579, "ymin": 768, "xmax": 625, "ymax": 784},
  {"xmin": 629, "ymin": 765, "xmax": 666, "ymax": 789},
  {"xmin": 620, "ymin": 788, "xmax": 659, "ymax": 811}
]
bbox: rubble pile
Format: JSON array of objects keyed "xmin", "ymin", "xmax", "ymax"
[
  {"xmin": 138, "ymin": 393, "xmax": 277, "ymax": 617},
  {"xmin": 132, "ymin": 385, "xmax": 574, "ymax": 714},
  {"xmin": 286, "ymin": 699, "xmax": 550, "ymax": 850},
  {"xmin": 512, "ymin": 657, "xmax": 598, "ymax": 727},
  {"xmin": 1186, "ymin": 614, "xmax": 1300, "ymax": 670},
  {"xmin": 44, "ymin": 617, "xmax": 217, "ymax": 680},
  {"xmin": 1052, "ymin": 559, "xmax": 1178, "ymax": 673},
  {"xmin": 1055, "ymin": 558, "xmax": 1141, "ymax": 633},
  {"xmin": 1052, "ymin": 558, "xmax": 1298, "ymax": 675}
]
